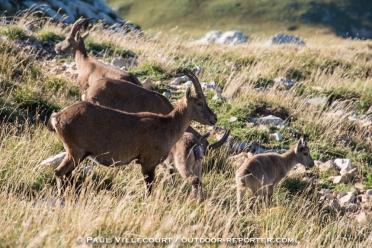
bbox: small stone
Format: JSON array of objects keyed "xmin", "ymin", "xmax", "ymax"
[
  {"xmin": 334, "ymin": 159, "xmax": 354, "ymax": 171},
  {"xmin": 339, "ymin": 192, "xmax": 356, "ymax": 205},
  {"xmin": 35, "ymin": 152, "xmax": 67, "ymax": 170},
  {"xmin": 333, "ymin": 175, "xmax": 346, "ymax": 184},
  {"xmin": 356, "ymin": 212, "xmax": 367, "ymax": 223},
  {"xmin": 83, "ymin": 166, "xmax": 94, "ymax": 176},
  {"xmin": 229, "ymin": 116, "xmax": 238, "ymax": 122},
  {"xmin": 366, "ymin": 189, "xmax": 372, "ymax": 195},
  {"xmin": 250, "ymin": 115, "xmax": 285, "ymax": 126},
  {"xmin": 269, "ymin": 133, "xmax": 283, "ymax": 141},
  {"xmin": 258, "ymin": 125, "xmax": 270, "ymax": 132},
  {"xmin": 319, "ymin": 160, "xmax": 336, "ymax": 172},
  {"xmin": 273, "ymin": 76, "xmax": 296, "ymax": 89},
  {"xmin": 162, "ymin": 91, "xmax": 171, "ymax": 98},
  {"xmin": 354, "ymin": 182, "xmax": 366, "ymax": 191},
  {"xmin": 212, "ymin": 93, "xmax": 223, "ymax": 101},
  {"xmin": 112, "ymin": 57, "xmax": 137, "ymax": 68},
  {"xmin": 347, "ymin": 203, "xmax": 359, "ymax": 213},
  {"xmin": 333, "ymin": 191, "xmax": 346, "ymax": 199},
  {"xmin": 170, "ymin": 76, "xmax": 189, "ymax": 85},
  {"xmin": 361, "ymin": 120, "xmax": 372, "ymax": 127},
  {"xmin": 307, "ymin": 97, "xmax": 328, "ymax": 106}
]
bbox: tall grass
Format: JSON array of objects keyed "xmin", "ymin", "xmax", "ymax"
[{"xmin": 0, "ymin": 14, "xmax": 371, "ymax": 247}]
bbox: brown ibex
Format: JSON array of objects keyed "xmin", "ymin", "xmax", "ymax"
[
  {"xmin": 48, "ymin": 69, "xmax": 218, "ymax": 196},
  {"xmin": 235, "ymin": 139, "xmax": 314, "ymax": 213},
  {"xmin": 54, "ymin": 18, "xmax": 142, "ymax": 89},
  {"xmin": 82, "ymin": 70, "xmax": 229, "ymax": 198}
]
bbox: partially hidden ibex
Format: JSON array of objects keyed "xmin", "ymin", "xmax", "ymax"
[
  {"xmin": 55, "ymin": 18, "xmax": 142, "ymax": 89},
  {"xmin": 48, "ymin": 69, "xmax": 218, "ymax": 197},
  {"xmin": 235, "ymin": 139, "xmax": 314, "ymax": 214}
]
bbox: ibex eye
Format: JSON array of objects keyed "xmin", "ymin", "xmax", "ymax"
[
  {"xmin": 304, "ymin": 153, "xmax": 309, "ymax": 156},
  {"xmin": 197, "ymin": 102, "xmax": 203, "ymax": 106}
]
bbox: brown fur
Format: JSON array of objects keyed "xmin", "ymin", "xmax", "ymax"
[
  {"xmin": 54, "ymin": 18, "xmax": 142, "ymax": 89},
  {"xmin": 235, "ymin": 139, "xmax": 314, "ymax": 213},
  {"xmin": 49, "ymin": 78, "xmax": 217, "ymax": 196}
]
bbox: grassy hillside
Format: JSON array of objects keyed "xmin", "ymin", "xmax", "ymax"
[
  {"xmin": 106, "ymin": 0, "xmax": 372, "ymax": 38},
  {"xmin": 0, "ymin": 14, "xmax": 372, "ymax": 247}
]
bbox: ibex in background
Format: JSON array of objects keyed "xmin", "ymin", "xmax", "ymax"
[
  {"xmin": 82, "ymin": 70, "xmax": 229, "ymax": 198},
  {"xmin": 235, "ymin": 139, "xmax": 314, "ymax": 214},
  {"xmin": 48, "ymin": 69, "xmax": 218, "ymax": 197},
  {"xmin": 55, "ymin": 18, "xmax": 142, "ymax": 89}
]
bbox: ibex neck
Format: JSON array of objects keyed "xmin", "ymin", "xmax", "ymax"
[
  {"xmin": 167, "ymin": 97, "xmax": 191, "ymax": 144},
  {"xmin": 280, "ymin": 148, "xmax": 299, "ymax": 174},
  {"xmin": 75, "ymin": 44, "xmax": 88, "ymax": 68}
]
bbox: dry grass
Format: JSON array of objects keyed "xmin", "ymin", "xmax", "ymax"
[{"xmin": 0, "ymin": 15, "xmax": 372, "ymax": 247}]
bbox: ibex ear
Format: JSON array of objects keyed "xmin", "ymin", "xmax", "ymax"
[
  {"xmin": 82, "ymin": 32, "xmax": 89, "ymax": 40},
  {"xmin": 295, "ymin": 139, "xmax": 303, "ymax": 153},
  {"xmin": 186, "ymin": 87, "xmax": 191, "ymax": 100}
]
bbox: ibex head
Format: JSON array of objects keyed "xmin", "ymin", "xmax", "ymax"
[
  {"xmin": 55, "ymin": 18, "xmax": 92, "ymax": 55},
  {"xmin": 184, "ymin": 69, "xmax": 217, "ymax": 126},
  {"xmin": 294, "ymin": 138, "xmax": 314, "ymax": 168}
]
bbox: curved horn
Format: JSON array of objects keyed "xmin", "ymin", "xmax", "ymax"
[
  {"xmin": 208, "ymin": 130, "xmax": 230, "ymax": 150},
  {"xmin": 69, "ymin": 18, "xmax": 93, "ymax": 38},
  {"xmin": 183, "ymin": 68, "xmax": 203, "ymax": 94}
]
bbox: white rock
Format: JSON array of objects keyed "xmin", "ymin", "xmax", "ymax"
[
  {"xmin": 334, "ymin": 158, "xmax": 354, "ymax": 171},
  {"xmin": 112, "ymin": 57, "xmax": 137, "ymax": 68},
  {"xmin": 339, "ymin": 192, "xmax": 355, "ymax": 205},
  {"xmin": 229, "ymin": 116, "xmax": 238, "ymax": 122},
  {"xmin": 183, "ymin": 81, "xmax": 193, "ymax": 87},
  {"xmin": 258, "ymin": 125, "xmax": 270, "ymax": 132},
  {"xmin": 193, "ymin": 30, "xmax": 222, "ymax": 44},
  {"xmin": 250, "ymin": 115, "xmax": 285, "ymax": 126},
  {"xmin": 346, "ymin": 203, "xmax": 359, "ymax": 213},
  {"xmin": 170, "ymin": 76, "xmax": 189, "ymax": 85},
  {"xmin": 307, "ymin": 97, "xmax": 328, "ymax": 106},
  {"xmin": 162, "ymin": 91, "xmax": 171, "ymax": 98},
  {"xmin": 366, "ymin": 189, "xmax": 372, "ymax": 195},
  {"xmin": 215, "ymin": 30, "xmax": 248, "ymax": 45},
  {"xmin": 269, "ymin": 133, "xmax": 283, "ymax": 141},
  {"xmin": 83, "ymin": 166, "xmax": 94, "ymax": 176},
  {"xmin": 333, "ymin": 175, "xmax": 346, "ymax": 184},
  {"xmin": 356, "ymin": 212, "xmax": 368, "ymax": 223},
  {"xmin": 318, "ymin": 160, "xmax": 336, "ymax": 172},
  {"xmin": 212, "ymin": 93, "xmax": 223, "ymax": 101},
  {"xmin": 273, "ymin": 76, "xmax": 296, "ymax": 89}
]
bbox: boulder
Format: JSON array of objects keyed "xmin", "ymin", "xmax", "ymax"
[
  {"xmin": 266, "ymin": 34, "xmax": 305, "ymax": 46},
  {"xmin": 250, "ymin": 115, "xmax": 285, "ymax": 126}
]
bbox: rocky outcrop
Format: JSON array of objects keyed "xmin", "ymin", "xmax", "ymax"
[{"xmin": 0, "ymin": 0, "xmax": 139, "ymax": 32}]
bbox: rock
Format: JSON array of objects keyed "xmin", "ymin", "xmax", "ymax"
[
  {"xmin": 162, "ymin": 91, "xmax": 171, "ymax": 98},
  {"xmin": 184, "ymin": 81, "xmax": 193, "ymax": 87},
  {"xmin": 366, "ymin": 189, "xmax": 372, "ymax": 195},
  {"xmin": 215, "ymin": 30, "xmax": 248, "ymax": 45},
  {"xmin": 355, "ymin": 212, "xmax": 368, "ymax": 223},
  {"xmin": 347, "ymin": 203, "xmax": 359, "ymax": 213},
  {"xmin": 334, "ymin": 159, "xmax": 354, "ymax": 171},
  {"xmin": 266, "ymin": 34, "xmax": 305, "ymax": 46},
  {"xmin": 361, "ymin": 120, "xmax": 372, "ymax": 127},
  {"xmin": 201, "ymin": 81, "xmax": 220, "ymax": 92},
  {"xmin": 339, "ymin": 192, "xmax": 356, "ymax": 205},
  {"xmin": 194, "ymin": 30, "xmax": 248, "ymax": 45},
  {"xmin": 112, "ymin": 57, "xmax": 137, "ymax": 68},
  {"xmin": 354, "ymin": 182, "xmax": 366, "ymax": 191},
  {"xmin": 273, "ymin": 76, "xmax": 296, "ymax": 89},
  {"xmin": 269, "ymin": 133, "xmax": 283, "ymax": 141},
  {"xmin": 318, "ymin": 160, "xmax": 336, "ymax": 172},
  {"xmin": 333, "ymin": 190, "xmax": 346, "ymax": 199},
  {"xmin": 258, "ymin": 125, "xmax": 270, "ymax": 132},
  {"xmin": 193, "ymin": 30, "xmax": 222, "ymax": 44},
  {"xmin": 142, "ymin": 78, "xmax": 155, "ymax": 91},
  {"xmin": 212, "ymin": 93, "xmax": 223, "ymax": 101},
  {"xmin": 5, "ymin": 0, "xmax": 140, "ymax": 33},
  {"xmin": 192, "ymin": 66, "xmax": 202, "ymax": 75},
  {"xmin": 35, "ymin": 152, "xmax": 67, "ymax": 170},
  {"xmin": 333, "ymin": 175, "xmax": 347, "ymax": 184},
  {"xmin": 328, "ymin": 199, "xmax": 341, "ymax": 211},
  {"xmin": 288, "ymin": 164, "xmax": 307, "ymax": 178},
  {"xmin": 170, "ymin": 76, "xmax": 189, "ymax": 85},
  {"xmin": 229, "ymin": 116, "xmax": 238, "ymax": 123},
  {"xmin": 246, "ymin": 123, "xmax": 255, "ymax": 128},
  {"xmin": 307, "ymin": 97, "xmax": 328, "ymax": 106},
  {"xmin": 287, "ymin": 127, "xmax": 302, "ymax": 136},
  {"xmin": 250, "ymin": 115, "xmax": 285, "ymax": 126}
]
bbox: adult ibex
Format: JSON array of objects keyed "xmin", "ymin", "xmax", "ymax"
[
  {"xmin": 55, "ymin": 18, "xmax": 142, "ymax": 89},
  {"xmin": 82, "ymin": 70, "xmax": 229, "ymax": 197},
  {"xmin": 235, "ymin": 139, "xmax": 314, "ymax": 214},
  {"xmin": 48, "ymin": 69, "xmax": 217, "ymax": 196}
]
